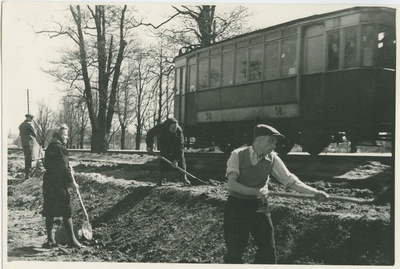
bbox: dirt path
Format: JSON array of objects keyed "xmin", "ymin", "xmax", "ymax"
[{"xmin": 6, "ymin": 151, "xmax": 394, "ymax": 265}]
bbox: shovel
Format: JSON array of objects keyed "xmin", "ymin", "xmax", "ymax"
[
  {"xmin": 71, "ymin": 171, "xmax": 93, "ymax": 240},
  {"xmin": 159, "ymin": 156, "xmax": 209, "ymax": 185}
]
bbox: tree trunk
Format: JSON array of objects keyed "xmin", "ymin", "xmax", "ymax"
[
  {"xmin": 135, "ymin": 123, "xmax": 142, "ymax": 150},
  {"xmin": 39, "ymin": 137, "xmax": 45, "ymax": 148},
  {"xmin": 79, "ymin": 114, "xmax": 85, "ymax": 149},
  {"xmin": 91, "ymin": 129, "xmax": 108, "ymax": 152},
  {"xmin": 70, "ymin": 6, "xmax": 98, "ymax": 149},
  {"xmin": 120, "ymin": 125, "xmax": 126, "ymax": 149},
  {"xmin": 79, "ymin": 129, "xmax": 84, "ymax": 149},
  {"xmin": 157, "ymin": 48, "xmax": 163, "ymax": 124}
]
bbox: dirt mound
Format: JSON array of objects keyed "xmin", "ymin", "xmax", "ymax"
[{"xmin": 7, "ymin": 151, "xmax": 393, "ymax": 264}]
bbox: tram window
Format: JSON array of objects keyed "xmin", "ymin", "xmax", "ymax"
[
  {"xmin": 281, "ymin": 38, "xmax": 297, "ymax": 76},
  {"xmin": 264, "ymin": 41, "xmax": 279, "ymax": 79},
  {"xmin": 250, "ymin": 36, "xmax": 263, "ymax": 45},
  {"xmin": 235, "ymin": 49, "xmax": 248, "ymax": 83},
  {"xmin": 199, "ymin": 51, "xmax": 209, "ymax": 58},
  {"xmin": 222, "ymin": 51, "xmax": 234, "ymax": 85},
  {"xmin": 327, "ymin": 31, "xmax": 340, "ymax": 70},
  {"xmin": 282, "ymin": 27, "xmax": 297, "ymax": 38},
  {"xmin": 189, "ymin": 64, "xmax": 196, "ymax": 92},
  {"xmin": 210, "ymin": 56, "xmax": 221, "ymax": 87},
  {"xmin": 266, "ymin": 31, "xmax": 280, "ymax": 41},
  {"xmin": 198, "ymin": 58, "xmax": 209, "ymax": 90},
  {"xmin": 223, "ymin": 44, "xmax": 234, "ymax": 51},
  {"xmin": 175, "ymin": 67, "xmax": 185, "ymax": 95},
  {"xmin": 249, "ymin": 46, "xmax": 262, "ymax": 81},
  {"xmin": 344, "ymin": 27, "xmax": 358, "ymax": 68},
  {"xmin": 181, "ymin": 67, "xmax": 186, "ymax": 93},
  {"xmin": 377, "ymin": 25, "xmax": 396, "ymax": 69},
  {"xmin": 361, "ymin": 25, "xmax": 374, "ymax": 67},
  {"xmin": 175, "ymin": 67, "xmax": 181, "ymax": 95},
  {"xmin": 211, "ymin": 47, "xmax": 221, "ymax": 55}
]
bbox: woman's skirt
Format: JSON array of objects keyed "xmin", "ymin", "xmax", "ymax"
[{"xmin": 42, "ymin": 173, "xmax": 72, "ymax": 218}]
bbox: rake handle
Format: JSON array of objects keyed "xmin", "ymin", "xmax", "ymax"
[
  {"xmin": 268, "ymin": 191, "xmax": 374, "ymax": 204},
  {"xmin": 159, "ymin": 156, "xmax": 208, "ymax": 184}
]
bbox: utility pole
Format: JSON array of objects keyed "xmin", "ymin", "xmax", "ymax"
[{"xmin": 26, "ymin": 89, "xmax": 30, "ymax": 113}]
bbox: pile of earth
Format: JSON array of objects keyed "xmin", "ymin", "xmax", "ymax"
[{"xmin": 7, "ymin": 150, "xmax": 393, "ymax": 265}]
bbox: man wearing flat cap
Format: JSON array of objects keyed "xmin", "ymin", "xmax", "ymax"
[
  {"xmin": 146, "ymin": 117, "xmax": 191, "ymax": 187},
  {"xmin": 223, "ymin": 124, "xmax": 329, "ymax": 264},
  {"xmin": 19, "ymin": 113, "xmax": 44, "ymax": 179}
]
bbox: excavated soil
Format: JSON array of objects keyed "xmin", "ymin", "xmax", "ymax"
[{"xmin": 6, "ymin": 150, "xmax": 394, "ymax": 266}]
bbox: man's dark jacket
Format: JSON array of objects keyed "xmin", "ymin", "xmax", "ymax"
[{"xmin": 146, "ymin": 119, "xmax": 184, "ymax": 161}]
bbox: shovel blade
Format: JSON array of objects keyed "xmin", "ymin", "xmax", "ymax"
[{"xmin": 79, "ymin": 221, "xmax": 93, "ymax": 240}]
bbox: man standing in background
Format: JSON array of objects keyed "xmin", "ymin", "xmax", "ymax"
[
  {"xmin": 146, "ymin": 117, "xmax": 191, "ymax": 187},
  {"xmin": 19, "ymin": 113, "xmax": 44, "ymax": 179}
]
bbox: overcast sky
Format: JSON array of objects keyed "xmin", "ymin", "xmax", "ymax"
[{"xmin": 2, "ymin": 1, "xmax": 398, "ymax": 138}]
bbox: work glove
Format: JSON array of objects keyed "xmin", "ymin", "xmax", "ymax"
[
  {"xmin": 171, "ymin": 160, "xmax": 178, "ymax": 168},
  {"xmin": 257, "ymin": 186, "xmax": 269, "ymax": 203},
  {"xmin": 314, "ymin": 191, "xmax": 329, "ymax": 202}
]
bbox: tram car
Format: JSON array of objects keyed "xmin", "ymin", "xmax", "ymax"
[{"xmin": 173, "ymin": 6, "xmax": 395, "ymax": 155}]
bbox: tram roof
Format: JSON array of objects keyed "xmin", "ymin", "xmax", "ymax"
[{"xmin": 175, "ymin": 6, "xmax": 395, "ymax": 59}]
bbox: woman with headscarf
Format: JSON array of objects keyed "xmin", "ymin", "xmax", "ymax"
[{"xmin": 42, "ymin": 124, "xmax": 81, "ymax": 248}]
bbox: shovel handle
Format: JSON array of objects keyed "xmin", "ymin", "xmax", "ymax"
[
  {"xmin": 159, "ymin": 156, "xmax": 208, "ymax": 185},
  {"xmin": 268, "ymin": 191, "xmax": 374, "ymax": 204},
  {"xmin": 70, "ymin": 171, "xmax": 90, "ymax": 220}
]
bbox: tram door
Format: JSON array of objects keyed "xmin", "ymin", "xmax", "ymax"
[{"xmin": 300, "ymin": 24, "xmax": 325, "ymax": 120}]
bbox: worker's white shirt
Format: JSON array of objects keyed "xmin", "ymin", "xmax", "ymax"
[{"xmin": 226, "ymin": 146, "xmax": 302, "ymax": 188}]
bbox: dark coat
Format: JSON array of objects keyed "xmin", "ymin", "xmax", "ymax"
[
  {"xmin": 146, "ymin": 119, "xmax": 185, "ymax": 161},
  {"xmin": 19, "ymin": 120, "xmax": 43, "ymax": 161},
  {"xmin": 42, "ymin": 138, "xmax": 73, "ymax": 218},
  {"xmin": 43, "ymin": 138, "xmax": 73, "ymax": 182}
]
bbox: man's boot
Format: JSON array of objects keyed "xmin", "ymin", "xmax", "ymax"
[
  {"xmin": 24, "ymin": 160, "xmax": 32, "ymax": 179},
  {"xmin": 24, "ymin": 169, "xmax": 31, "ymax": 179}
]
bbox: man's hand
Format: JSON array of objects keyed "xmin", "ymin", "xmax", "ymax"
[
  {"xmin": 171, "ymin": 160, "xmax": 178, "ymax": 168},
  {"xmin": 146, "ymin": 147, "xmax": 153, "ymax": 153},
  {"xmin": 257, "ymin": 186, "xmax": 269, "ymax": 202},
  {"xmin": 314, "ymin": 191, "xmax": 329, "ymax": 202},
  {"xmin": 69, "ymin": 181, "xmax": 79, "ymax": 190}
]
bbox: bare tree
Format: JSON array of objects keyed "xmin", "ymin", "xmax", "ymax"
[
  {"xmin": 38, "ymin": 5, "xmax": 130, "ymax": 152},
  {"xmin": 107, "ymin": 120, "xmax": 120, "ymax": 149},
  {"xmin": 74, "ymin": 98, "xmax": 90, "ymax": 149},
  {"xmin": 115, "ymin": 68, "xmax": 137, "ymax": 149},
  {"xmin": 130, "ymin": 49, "xmax": 158, "ymax": 150},
  {"xmin": 148, "ymin": 40, "xmax": 175, "ymax": 125},
  {"xmin": 34, "ymin": 100, "xmax": 55, "ymax": 147},
  {"xmin": 55, "ymin": 96, "xmax": 89, "ymax": 149},
  {"xmin": 135, "ymin": 5, "xmax": 251, "ymax": 53},
  {"xmin": 73, "ymin": 5, "xmax": 128, "ymax": 152}
]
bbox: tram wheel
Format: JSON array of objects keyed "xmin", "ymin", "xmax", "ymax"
[
  {"xmin": 299, "ymin": 127, "xmax": 331, "ymax": 156},
  {"xmin": 302, "ymin": 143, "xmax": 327, "ymax": 156},
  {"xmin": 218, "ymin": 141, "xmax": 235, "ymax": 154},
  {"xmin": 275, "ymin": 138, "xmax": 295, "ymax": 155}
]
